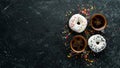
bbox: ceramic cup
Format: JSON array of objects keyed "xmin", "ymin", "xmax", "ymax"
[
  {"xmin": 70, "ymin": 35, "xmax": 87, "ymax": 53},
  {"xmin": 90, "ymin": 14, "xmax": 107, "ymax": 31}
]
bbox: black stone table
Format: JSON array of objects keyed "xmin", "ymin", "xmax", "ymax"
[{"xmin": 0, "ymin": 0, "xmax": 120, "ymax": 68}]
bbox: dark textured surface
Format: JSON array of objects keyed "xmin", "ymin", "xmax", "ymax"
[{"xmin": 0, "ymin": 0, "xmax": 120, "ymax": 68}]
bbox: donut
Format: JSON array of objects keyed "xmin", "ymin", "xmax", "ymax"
[
  {"xmin": 69, "ymin": 14, "xmax": 87, "ymax": 33},
  {"xmin": 88, "ymin": 34, "xmax": 106, "ymax": 53}
]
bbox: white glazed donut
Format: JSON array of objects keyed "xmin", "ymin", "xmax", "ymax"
[
  {"xmin": 88, "ymin": 34, "xmax": 106, "ymax": 53},
  {"xmin": 69, "ymin": 14, "xmax": 87, "ymax": 33}
]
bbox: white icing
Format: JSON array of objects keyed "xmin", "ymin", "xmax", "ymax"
[
  {"xmin": 88, "ymin": 34, "xmax": 106, "ymax": 53},
  {"xmin": 69, "ymin": 14, "xmax": 87, "ymax": 33}
]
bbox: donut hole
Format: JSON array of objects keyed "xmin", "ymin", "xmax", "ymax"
[
  {"xmin": 96, "ymin": 42, "xmax": 100, "ymax": 45},
  {"xmin": 77, "ymin": 22, "xmax": 80, "ymax": 25}
]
